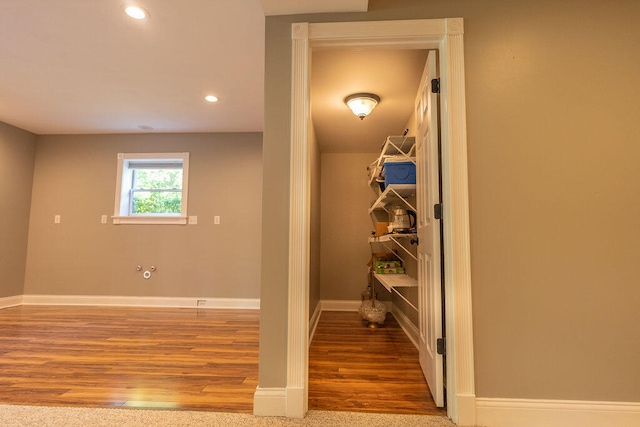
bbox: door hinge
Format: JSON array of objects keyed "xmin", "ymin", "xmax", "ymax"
[
  {"xmin": 437, "ymin": 338, "xmax": 446, "ymax": 355},
  {"xmin": 434, "ymin": 203, "xmax": 443, "ymax": 220},
  {"xmin": 431, "ymin": 78, "xmax": 440, "ymax": 94}
]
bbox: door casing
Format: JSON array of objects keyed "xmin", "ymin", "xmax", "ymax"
[{"xmin": 286, "ymin": 18, "xmax": 475, "ymax": 425}]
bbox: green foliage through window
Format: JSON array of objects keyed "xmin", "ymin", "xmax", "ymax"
[{"xmin": 130, "ymin": 169, "xmax": 183, "ymax": 215}]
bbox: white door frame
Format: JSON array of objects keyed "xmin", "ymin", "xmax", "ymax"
[{"xmin": 287, "ymin": 18, "xmax": 475, "ymax": 425}]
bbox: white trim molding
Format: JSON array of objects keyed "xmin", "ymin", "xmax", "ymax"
[
  {"xmin": 476, "ymin": 398, "xmax": 640, "ymax": 427},
  {"xmin": 391, "ymin": 304, "xmax": 420, "ymax": 349},
  {"xmin": 286, "ymin": 17, "xmax": 474, "ymax": 425},
  {"xmin": 286, "ymin": 20, "xmax": 311, "ymax": 420},
  {"xmin": 0, "ymin": 295, "xmax": 23, "ymax": 309},
  {"xmin": 321, "ymin": 299, "xmax": 362, "ymax": 311},
  {"xmin": 112, "ymin": 152, "xmax": 190, "ymax": 225},
  {"xmin": 309, "ymin": 301, "xmax": 322, "ymax": 343},
  {"xmin": 21, "ymin": 295, "xmax": 260, "ymax": 309},
  {"xmin": 111, "ymin": 216, "xmax": 188, "ymax": 225},
  {"xmin": 253, "ymin": 387, "xmax": 287, "ymax": 416},
  {"xmin": 438, "ymin": 17, "xmax": 476, "ymax": 427}
]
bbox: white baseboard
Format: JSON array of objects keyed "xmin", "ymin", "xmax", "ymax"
[
  {"xmin": 0, "ymin": 295, "xmax": 23, "ymax": 309},
  {"xmin": 285, "ymin": 386, "xmax": 306, "ymax": 418},
  {"xmin": 21, "ymin": 294, "xmax": 259, "ymax": 309},
  {"xmin": 320, "ymin": 299, "xmax": 392, "ymax": 312},
  {"xmin": 253, "ymin": 387, "xmax": 287, "ymax": 416},
  {"xmin": 320, "ymin": 299, "xmax": 362, "ymax": 311},
  {"xmin": 476, "ymin": 397, "xmax": 640, "ymax": 427},
  {"xmin": 391, "ymin": 304, "xmax": 420, "ymax": 350},
  {"xmin": 309, "ymin": 301, "xmax": 321, "ymax": 343},
  {"xmin": 457, "ymin": 393, "xmax": 478, "ymax": 426},
  {"xmin": 253, "ymin": 386, "xmax": 306, "ymax": 418}
]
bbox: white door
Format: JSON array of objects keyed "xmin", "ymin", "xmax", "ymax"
[{"xmin": 415, "ymin": 50, "xmax": 444, "ymax": 407}]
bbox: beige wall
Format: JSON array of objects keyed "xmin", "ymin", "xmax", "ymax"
[
  {"xmin": 259, "ymin": 16, "xmax": 293, "ymax": 387},
  {"xmin": 319, "ymin": 152, "xmax": 417, "ymax": 321},
  {"xmin": 261, "ymin": 0, "xmax": 640, "ymax": 403},
  {"xmin": 24, "ymin": 133, "xmax": 262, "ymax": 299},
  {"xmin": 0, "ymin": 122, "xmax": 36, "ymax": 298},
  {"xmin": 309, "ymin": 123, "xmax": 321, "ymax": 317},
  {"xmin": 320, "ymin": 153, "xmax": 377, "ymax": 301}
]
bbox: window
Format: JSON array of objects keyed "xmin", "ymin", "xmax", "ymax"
[{"xmin": 113, "ymin": 152, "xmax": 189, "ymax": 224}]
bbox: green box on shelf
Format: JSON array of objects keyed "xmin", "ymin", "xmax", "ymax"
[
  {"xmin": 375, "ymin": 260, "xmax": 402, "ymax": 269},
  {"xmin": 375, "ymin": 267, "xmax": 406, "ymax": 274}
]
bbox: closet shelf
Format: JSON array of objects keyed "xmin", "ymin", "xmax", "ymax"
[
  {"xmin": 368, "ymin": 233, "xmax": 416, "ymax": 243},
  {"xmin": 370, "ymin": 233, "xmax": 418, "ymax": 262},
  {"xmin": 373, "ymin": 273, "xmax": 418, "ymax": 312},
  {"xmin": 373, "ymin": 273, "xmax": 417, "ymax": 292},
  {"xmin": 368, "ymin": 184, "xmax": 416, "ymax": 214},
  {"xmin": 367, "ymin": 136, "xmax": 416, "ymax": 186}
]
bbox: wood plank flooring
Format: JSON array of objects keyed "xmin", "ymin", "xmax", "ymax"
[
  {"xmin": 309, "ymin": 311, "xmax": 445, "ymax": 415},
  {"xmin": 0, "ymin": 305, "xmax": 259, "ymax": 412},
  {"xmin": 0, "ymin": 306, "xmax": 443, "ymax": 415}
]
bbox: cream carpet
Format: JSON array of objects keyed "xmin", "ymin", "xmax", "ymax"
[{"xmin": 0, "ymin": 405, "xmax": 456, "ymax": 426}]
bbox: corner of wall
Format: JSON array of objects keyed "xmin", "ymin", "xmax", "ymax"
[{"xmin": 0, "ymin": 295, "xmax": 24, "ymax": 309}]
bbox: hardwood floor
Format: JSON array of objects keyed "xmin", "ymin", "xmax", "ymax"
[
  {"xmin": 309, "ymin": 311, "xmax": 445, "ymax": 415},
  {"xmin": 0, "ymin": 306, "xmax": 444, "ymax": 416},
  {"xmin": 0, "ymin": 305, "xmax": 259, "ymax": 412}
]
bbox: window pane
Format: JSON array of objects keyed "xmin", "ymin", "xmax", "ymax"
[
  {"xmin": 115, "ymin": 153, "xmax": 189, "ymax": 223},
  {"xmin": 131, "ymin": 191, "xmax": 182, "ymax": 214},
  {"xmin": 133, "ymin": 169, "xmax": 183, "ymax": 190}
]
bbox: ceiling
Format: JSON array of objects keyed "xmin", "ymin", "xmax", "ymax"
[
  {"xmin": 0, "ymin": 0, "xmax": 426, "ymax": 153},
  {"xmin": 312, "ymin": 49, "xmax": 428, "ymax": 153},
  {"xmin": 261, "ymin": 0, "xmax": 368, "ymax": 16}
]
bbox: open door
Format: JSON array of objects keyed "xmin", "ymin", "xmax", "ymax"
[{"xmin": 415, "ymin": 50, "xmax": 444, "ymax": 407}]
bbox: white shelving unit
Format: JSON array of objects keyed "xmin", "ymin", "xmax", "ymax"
[
  {"xmin": 369, "ymin": 233, "xmax": 418, "ymax": 262},
  {"xmin": 368, "ymin": 184, "xmax": 416, "ymax": 214},
  {"xmin": 373, "ymin": 273, "xmax": 418, "ymax": 312},
  {"xmin": 367, "ymin": 136, "xmax": 419, "ymax": 312},
  {"xmin": 367, "ymin": 135, "xmax": 416, "ymax": 187}
]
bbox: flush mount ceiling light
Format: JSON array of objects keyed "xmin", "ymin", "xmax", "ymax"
[
  {"xmin": 125, "ymin": 5, "xmax": 148, "ymax": 19},
  {"xmin": 344, "ymin": 93, "xmax": 380, "ymax": 120},
  {"xmin": 205, "ymin": 95, "xmax": 219, "ymax": 103}
]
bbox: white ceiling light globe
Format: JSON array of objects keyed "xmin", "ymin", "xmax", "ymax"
[{"xmin": 125, "ymin": 6, "xmax": 148, "ymax": 20}]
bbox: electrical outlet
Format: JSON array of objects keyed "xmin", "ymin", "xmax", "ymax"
[
  {"xmin": 189, "ymin": 216, "xmax": 198, "ymax": 225},
  {"xmin": 196, "ymin": 299, "xmax": 206, "ymax": 307},
  {"xmin": 101, "ymin": 215, "xmax": 107, "ymax": 224}
]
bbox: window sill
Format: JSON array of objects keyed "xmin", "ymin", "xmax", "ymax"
[{"xmin": 112, "ymin": 216, "xmax": 188, "ymax": 225}]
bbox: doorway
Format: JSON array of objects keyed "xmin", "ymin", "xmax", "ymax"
[
  {"xmin": 286, "ymin": 18, "xmax": 475, "ymax": 425},
  {"xmin": 309, "ymin": 46, "xmax": 440, "ymax": 412}
]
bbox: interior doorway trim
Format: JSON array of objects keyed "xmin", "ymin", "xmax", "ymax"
[{"xmin": 288, "ymin": 18, "xmax": 475, "ymax": 425}]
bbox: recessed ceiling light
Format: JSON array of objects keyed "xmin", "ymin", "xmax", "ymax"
[
  {"xmin": 205, "ymin": 95, "xmax": 219, "ymax": 103},
  {"xmin": 125, "ymin": 6, "xmax": 148, "ymax": 20}
]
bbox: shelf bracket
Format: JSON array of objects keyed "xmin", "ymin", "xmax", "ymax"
[
  {"xmin": 387, "ymin": 187, "xmax": 417, "ymax": 213},
  {"xmin": 388, "ymin": 235, "xmax": 417, "ymax": 261}
]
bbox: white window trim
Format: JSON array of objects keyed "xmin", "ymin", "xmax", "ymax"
[{"xmin": 112, "ymin": 152, "xmax": 190, "ymax": 225}]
